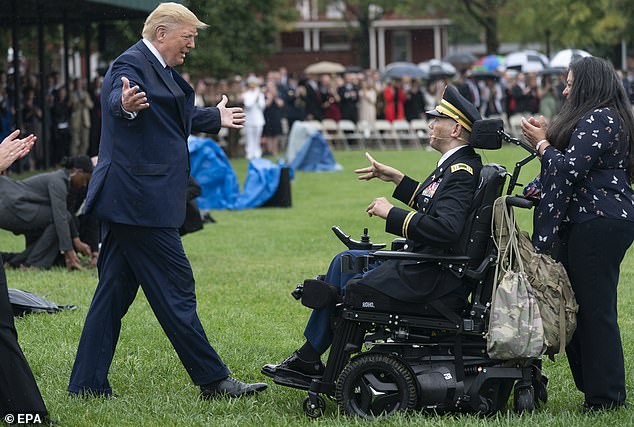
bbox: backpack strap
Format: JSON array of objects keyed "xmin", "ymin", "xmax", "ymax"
[{"xmin": 558, "ymin": 288, "xmax": 566, "ymax": 355}]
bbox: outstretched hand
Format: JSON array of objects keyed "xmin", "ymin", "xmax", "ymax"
[
  {"xmin": 217, "ymin": 94, "xmax": 246, "ymax": 129},
  {"xmin": 121, "ymin": 76, "xmax": 149, "ymax": 113},
  {"xmin": 0, "ymin": 130, "xmax": 36, "ymax": 172},
  {"xmin": 354, "ymin": 152, "xmax": 404, "ymax": 185}
]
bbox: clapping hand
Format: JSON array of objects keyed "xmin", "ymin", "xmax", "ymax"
[
  {"xmin": 520, "ymin": 115, "xmax": 547, "ymax": 148},
  {"xmin": 0, "ymin": 130, "xmax": 36, "ymax": 172}
]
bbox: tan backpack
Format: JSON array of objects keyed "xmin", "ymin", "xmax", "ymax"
[{"xmin": 492, "ymin": 196, "xmax": 578, "ymax": 356}]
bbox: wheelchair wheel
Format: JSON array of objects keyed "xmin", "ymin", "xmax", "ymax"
[
  {"xmin": 335, "ymin": 353, "xmax": 417, "ymax": 419},
  {"xmin": 303, "ymin": 395, "xmax": 326, "ymax": 418},
  {"xmin": 513, "ymin": 384, "xmax": 535, "ymax": 413},
  {"xmin": 532, "ymin": 365, "xmax": 548, "ymax": 407}
]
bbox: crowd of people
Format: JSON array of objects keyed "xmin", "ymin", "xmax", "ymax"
[{"xmin": 4, "ymin": 54, "xmax": 634, "ymax": 167}]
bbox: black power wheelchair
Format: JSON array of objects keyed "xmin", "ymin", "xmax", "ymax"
[{"xmin": 278, "ymin": 119, "xmax": 547, "ymax": 419}]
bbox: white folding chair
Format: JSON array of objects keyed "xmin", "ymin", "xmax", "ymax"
[
  {"xmin": 392, "ymin": 120, "xmax": 418, "ymax": 149},
  {"xmin": 373, "ymin": 120, "xmax": 401, "ymax": 150},
  {"xmin": 357, "ymin": 120, "xmax": 383, "ymax": 150},
  {"xmin": 321, "ymin": 119, "xmax": 347, "ymax": 150},
  {"xmin": 338, "ymin": 120, "xmax": 364, "ymax": 150},
  {"xmin": 304, "ymin": 120, "xmax": 324, "ymax": 133},
  {"xmin": 409, "ymin": 119, "xmax": 430, "ymax": 147}
]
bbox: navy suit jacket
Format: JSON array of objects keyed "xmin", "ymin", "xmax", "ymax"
[{"xmin": 85, "ymin": 40, "xmax": 221, "ymax": 228}]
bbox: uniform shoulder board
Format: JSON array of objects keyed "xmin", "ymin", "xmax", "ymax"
[{"xmin": 450, "ymin": 163, "xmax": 473, "ymax": 175}]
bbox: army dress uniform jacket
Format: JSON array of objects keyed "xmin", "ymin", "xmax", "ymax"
[{"xmin": 358, "ymin": 146, "xmax": 483, "ymax": 302}]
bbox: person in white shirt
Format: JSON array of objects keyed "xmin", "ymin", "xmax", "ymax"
[{"xmin": 241, "ymin": 76, "xmax": 266, "ymax": 159}]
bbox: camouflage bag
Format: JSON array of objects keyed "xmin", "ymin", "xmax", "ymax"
[
  {"xmin": 515, "ymin": 225, "xmax": 577, "ymax": 355},
  {"xmin": 487, "ymin": 197, "xmax": 545, "ymax": 360}
]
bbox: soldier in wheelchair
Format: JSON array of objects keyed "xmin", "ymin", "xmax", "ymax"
[{"xmin": 262, "ymin": 86, "xmax": 545, "ymax": 418}]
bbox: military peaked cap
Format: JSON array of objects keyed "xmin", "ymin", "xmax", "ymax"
[{"xmin": 426, "ymin": 85, "xmax": 482, "ymax": 132}]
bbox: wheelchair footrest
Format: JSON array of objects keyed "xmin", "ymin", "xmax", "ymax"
[
  {"xmin": 270, "ymin": 372, "xmax": 315, "ymax": 391},
  {"xmin": 301, "ymin": 279, "xmax": 340, "ymax": 309}
]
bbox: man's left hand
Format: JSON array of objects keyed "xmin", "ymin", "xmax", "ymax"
[
  {"xmin": 217, "ymin": 94, "xmax": 245, "ymax": 129},
  {"xmin": 366, "ymin": 197, "xmax": 393, "ymax": 219}
]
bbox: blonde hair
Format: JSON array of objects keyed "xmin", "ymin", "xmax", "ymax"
[{"xmin": 142, "ymin": 2, "xmax": 208, "ymax": 40}]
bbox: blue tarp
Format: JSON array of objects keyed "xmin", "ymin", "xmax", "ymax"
[
  {"xmin": 289, "ymin": 130, "xmax": 342, "ymax": 172},
  {"xmin": 187, "ymin": 136, "xmax": 284, "ymax": 210},
  {"xmin": 234, "ymin": 158, "xmax": 281, "ymax": 209},
  {"xmin": 188, "ymin": 136, "xmax": 239, "ymax": 210}
]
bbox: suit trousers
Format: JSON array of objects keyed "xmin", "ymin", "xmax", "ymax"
[
  {"xmin": 0, "ymin": 258, "xmax": 48, "ymax": 418},
  {"xmin": 68, "ymin": 222, "xmax": 229, "ymax": 395},
  {"xmin": 0, "ymin": 204, "xmax": 66, "ymax": 268},
  {"xmin": 558, "ymin": 217, "xmax": 634, "ymax": 407},
  {"xmin": 10, "ymin": 225, "xmax": 61, "ymax": 268}
]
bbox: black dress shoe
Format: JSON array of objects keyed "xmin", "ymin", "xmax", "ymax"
[
  {"xmin": 261, "ymin": 352, "xmax": 325, "ymax": 379},
  {"xmin": 200, "ymin": 376, "xmax": 267, "ymax": 399},
  {"xmin": 582, "ymin": 401, "xmax": 626, "ymax": 412}
]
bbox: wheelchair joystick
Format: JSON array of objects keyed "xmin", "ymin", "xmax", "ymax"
[
  {"xmin": 360, "ymin": 228, "xmax": 370, "ymax": 244},
  {"xmin": 331, "ymin": 226, "xmax": 386, "ymax": 251}
]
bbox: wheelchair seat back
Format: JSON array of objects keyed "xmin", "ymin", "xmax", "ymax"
[{"xmin": 458, "ymin": 164, "xmax": 507, "ymax": 278}]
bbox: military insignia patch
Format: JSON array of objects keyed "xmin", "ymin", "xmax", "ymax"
[
  {"xmin": 422, "ymin": 180, "xmax": 440, "ymax": 197},
  {"xmin": 450, "ymin": 163, "xmax": 473, "ymax": 175}
]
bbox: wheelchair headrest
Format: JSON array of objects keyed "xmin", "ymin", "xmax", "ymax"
[{"xmin": 469, "ymin": 119, "xmax": 504, "ymax": 150}]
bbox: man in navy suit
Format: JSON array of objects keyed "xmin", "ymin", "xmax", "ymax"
[{"xmin": 68, "ymin": 3, "xmax": 267, "ymax": 399}]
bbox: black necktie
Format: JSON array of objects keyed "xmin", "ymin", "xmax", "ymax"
[{"xmin": 165, "ymin": 65, "xmax": 173, "ymax": 79}]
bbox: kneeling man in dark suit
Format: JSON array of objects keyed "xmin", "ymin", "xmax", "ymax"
[
  {"xmin": 262, "ymin": 85, "xmax": 483, "ymax": 385},
  {"xmin": 68, "ymin": 3, "xmax": 266, "ymax": 399}
]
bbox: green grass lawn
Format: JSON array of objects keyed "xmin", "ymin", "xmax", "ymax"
[{"xmin": 2, "ymin": 146, "xmax": 633, "ymax": 426}]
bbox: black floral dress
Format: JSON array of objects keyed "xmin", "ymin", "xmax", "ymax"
[{"xmin": 533, "ymin": 107, "xmax": 634, "ymax": 251}]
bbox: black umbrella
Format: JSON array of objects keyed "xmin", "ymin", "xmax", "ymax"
[
  {"xmin": 344, "ymin": 65, "xmax": 362, "ymax": 73},
  {"xmin": 443, "ymin": 52, "xmax": 477, "ymax": 67},
  {"xmin": 382, "ymin": 62, "xmax": 427, "ymax": 80},
  {"xmin": 471, "ymin": 70, "xmax": 500, "ymax": 81},
  {"xmin": 418, "ymin": 60, "xmax": 457, "ymax": 80},
  {"xmin": 539, "ymin": 67, "xmax": 566, "ymax": 76}
]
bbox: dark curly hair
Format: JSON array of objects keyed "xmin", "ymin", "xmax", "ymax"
[
  {"xmin": 546, "ymin": 57, "xmax": 634, "ymax": 183},
  {"xmin": 61, "ymin": 155, "xmax": 93, "ymax": 173}
]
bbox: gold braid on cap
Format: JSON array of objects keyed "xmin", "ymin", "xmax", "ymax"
[{"xmin": 435, "ymin": 99, "xmax": 473, "ymax": 132}]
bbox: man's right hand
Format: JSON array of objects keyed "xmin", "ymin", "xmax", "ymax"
[
  {"xmin": 64, "ymin": 250, "xmax": 83, "ymax": 271},
  {"xmin": 354, "ymin": 152, "xmax": 404, "ymax": 185},
  {"xmin": 121, "ymin": 76, "xmax": 150, "ymax": 113}
]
